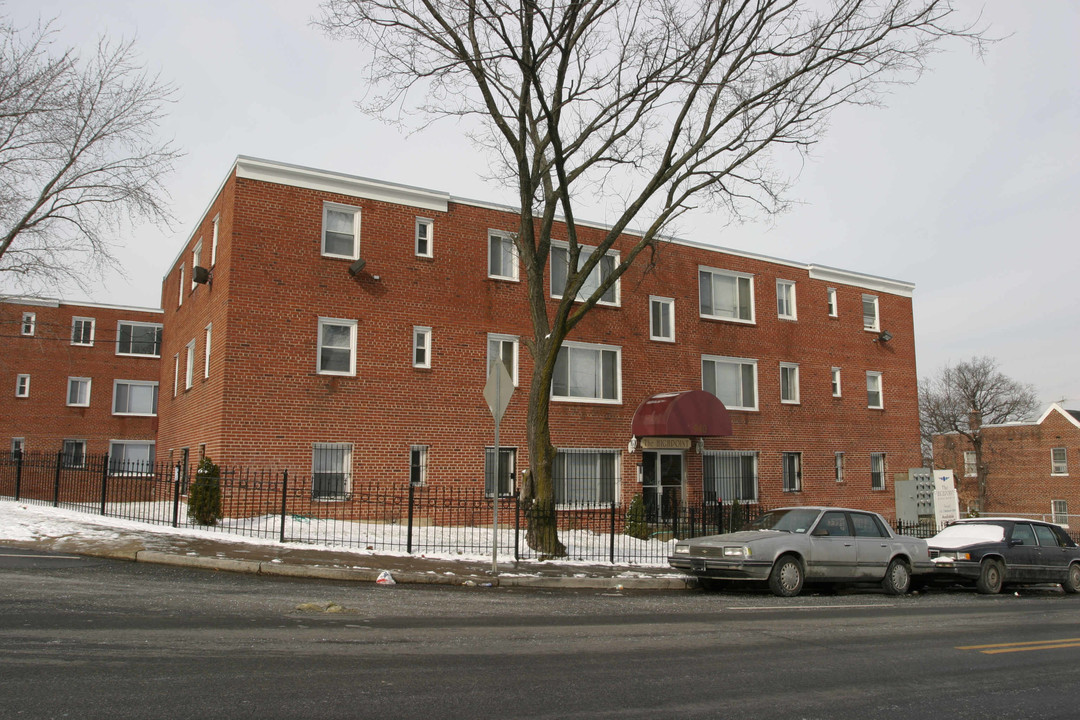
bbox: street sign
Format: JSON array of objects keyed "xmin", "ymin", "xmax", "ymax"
[{"xmin": 483, "ymin": 362, "xmax": 514, "ymax": 421}]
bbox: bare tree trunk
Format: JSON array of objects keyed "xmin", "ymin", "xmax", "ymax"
[{"xmin": 522, "ymin": 341, "xmax": 567, "ymax": 558}]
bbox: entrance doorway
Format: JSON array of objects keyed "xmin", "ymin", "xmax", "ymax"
[{"xmin": 642, "ymin": 450, "xmax": 684, "ymax": 521}]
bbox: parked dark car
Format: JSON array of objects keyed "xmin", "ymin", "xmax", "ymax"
[
  {"xmin": 669, "ymin": 506, "xmax": 932, "ymax": 597},
  {"xmin": 927, "ymin": 518, "xmax": 1080, "ymax": 594}
]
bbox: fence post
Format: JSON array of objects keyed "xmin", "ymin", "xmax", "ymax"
[
  {"xmin": 99, "ymin": 453, "xmax": 109, "ymax": 516},
  {"xmin": 689, "ymin": 506, "xmax": 696, "ymax": 540},
  {"xmin": 279, "ymin": 469, "xmax": 288, "ymax": 544},
  {"xmin": 609, "ymin": 498, "xmax": 616, "ymax": 564},
  {"xmin": 406, "ymin": 482, "xmax": 415, "ymax": 554},
  {"xmin": 13, "ymin": 448, "xmax": 22, "ymax": 501},
  {"xmin": 514, "ymin": 495, "xmax": 521, "ymax": 561},
  {"xmin": 172, "ymin": 462, "xmax": 181, "ymax": 528},
  {"xmin": 53, "ymin": 451, "xmax": 63, "ymax": 507}
]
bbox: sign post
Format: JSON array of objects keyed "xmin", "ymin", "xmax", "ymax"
[{"xmin": 483, "ymin": 361, "xmax": 514, "ymax": 574}]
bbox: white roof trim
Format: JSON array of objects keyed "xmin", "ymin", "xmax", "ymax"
[
  {"xmin": 808, "ymin": 265, "xmax": 915, "ymax": 298},
  {"xmin": 1036, "ymin": 403, "xmax": 1080, "ymax": 430},
  {"xmin": 1, "ymin": 295, "xmax": 161, "ymax": 313}
]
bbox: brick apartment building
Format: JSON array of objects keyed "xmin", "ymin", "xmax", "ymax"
[
  {"xmin": 1, "ymin": 297, "xmax": 162, "ymax": 467},
  {"xmin": 934, "ymin": 404, "xmax": 1080, "ymax": 525},
  {"xmin": 154, "ymin": 156, "xmax": 922, "ymax": 518}
]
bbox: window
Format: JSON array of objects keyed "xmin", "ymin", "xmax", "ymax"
[
  {"xmin": 71, "ymin": 317, "xmax": 95, "ymax": 346},
  {"xmin": 1052, "ymin": 447, "xmax": 1068, "ymax": 475},
  {"xmin": 62, "ymin": 439, "xmax": 86, "ymax": 468},
  {"xmin": 862, "ymin": 294, "xmax": 879, "ymax": 331},
  {"xmin": 109, "ymin": 441, "xmax": 155, "ymax": 475},
  {"xmin": 21, "ymin": 312, "xmax": 35, "ymax": 336},
  {"xmin": 776, "ymin": 280, "xmax": 796, "ymax": 320},
  {"xmin": 871, "ymin": 452, "xmax": 887, "ymax": 490},
  {"xmin": 312, "ymin": 443, "xmax": 352, "ymax": 500},
  {"xmin": 703, "ymin": 451, "xmax": 758, "ymax": 503},
  {"xmin": 649, "ymin": 297, "xmax": 674, "ymax": 342},
  {"xmin": 867, "ymin": 371, "xmax": 883, "ymax": 409},
  {"xmin": 1052, "ymin": 500, "xmax": 1069, "ymax": 526},
  {"xmin": 185, "ymin": 340, "xmax": 195, "ymax": 390},
  {"xmin": 827, "ymin": 287, "xmax": 838, "ymax": 317},
  {"xmin": 178, "ymin": 263, "xmax": 185, "ymax": 306},
  {"xmin": 702, "ymin": 356, "xmax": 757, "ymax": 411},
  {"xmin": 191, "ymin": 240, "xmax": 202, "ymax": 290},
  {"xmin": 831, "ymin": 367, "xmax": 842, "ymax": 397},
  {"xmin": 11, "ymin": 437, "xmax": 25, "ymax": 461},
  {"xmin": 211, "ymin": 215, "xmax": 219, "ymax": 266},
  {"xmin": 412, "ymin": 326, "xmax": 432, "ymax": 369},
  {"xmin": 318, "ymin": 318, "xmax": 357, "ymax": 376},
  {"xmin": 851, "ymin": 512, "xmax": 888, "ymax": 538},
  {"xmin": 553, "ymin": 449, "xmax": 619, "ymax": 505},
  {"xmin": 487, "ymin": 334, "xmax": 518, "ymax": 386},
  {"xmin": 322, "ymin": 203, "xmax": 361, "ymax": 259},
  {"xmin": 67, "ymin": 377, "xmax": 91, "ymax": 407},
  {"xmin": 1034, "ymin": 523, "xmax": 1061, "ymax": 547},
  {"xmin": 410, "ymin": 445, "xmax": 428, "ymax": 486},
  {"xmin": 699, "ymin": 267, "xmax": 754, "ymax": 323},
  {"xmin": 172, "ymin": 354, "xmax": 179, "ymax": 398},
  {"xmin": 552, "ymin": 342, "xmax": 620, "ymax": 403},
  {"xmin": 116, "ymin": 321, "xmax": 163, "ymax": 357},
  {"xmin": 484, "ymin": 447, "xmax": 516, "ymax": 497},
  {"xmin": 113, "ymin": 380, "xmax": 159, "ymax": 416},
  {"xmin": 835, "ymin": 452, "xmax": 845, "ymax": 483},
  {"xmin": 415, "ymin": 218, "xmax": 433, "ymax": 257},
  {"xmin": 204, "ymin": 324, "xmax": 212, "ymax": 379},
  {"xmin": 15, "ymin": 374, "xmax": 29, "ymax": 398},
  {"xmin": 488, "ymin": 231, "xmax": 518, "ymax": 281},
  {"xmin": 964, "ymin": 451, "xmax": 977, "ymax": 477},
  {"xmin": 550, "ymin": 242, "xmax": 618, "ymax": 304},
  {"xmin": 780, "ymin": 363, "xmax": 800, "ymax": 404},
  {"xmin": 782, "ymin": 452, "xmax": 802, "ymax": 492}
]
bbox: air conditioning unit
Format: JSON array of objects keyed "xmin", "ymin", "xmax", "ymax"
[{"xmin": 348, "ymin": 258, "xmax": 366, "ymax": 276}]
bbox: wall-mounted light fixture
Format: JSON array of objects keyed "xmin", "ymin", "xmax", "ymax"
[{"xmin": 875, "ymin": 330, "xmax": 893, "ymax": 343}]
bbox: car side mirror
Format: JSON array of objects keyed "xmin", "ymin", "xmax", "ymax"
[
  {"xmin": 1008, "ymin": 539, "xmax": 1021, "ymax": 548},
  {"xmin": 811, "ymin": 527, "xmax": 830, "ymax": 537}
]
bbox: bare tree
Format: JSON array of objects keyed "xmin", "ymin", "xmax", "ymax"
[
  {"xmin": 320, "ymin": 0, "xmax": 985, "ymax": 555},
  {"xmin": 0, "ymin": 16, "xmax": 179, "ymax": 294},
  {"xmin": 920, "ymin": 356, "xmax": 1039, "ymax": 512}
]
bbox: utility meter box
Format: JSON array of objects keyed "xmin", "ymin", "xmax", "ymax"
[{"xmin": 895, "ymin": 468, "xmax": 936, "ymax": 524}]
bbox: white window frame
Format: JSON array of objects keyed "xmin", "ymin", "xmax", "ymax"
[
  {"xmin": 322, "ymin": 202, "xmax": 361, "ymax": 260},
  {"xmin": 410, "ymin": 445, "xmax": 428, "ymax": 486},
  {"xmin": 116, "ymin": 321, "xmax": 163, "ymax": 358},
  {"xmin": 867, "ymin": 371, "xmax": 883, "ymax": 409},
  {"xmin": 415, "ymin": 217, "xmax": 433, "ymax": 258},
  {"xmin": 317, "ymin": 317, "xmax": 358, "ymax": 376},
  {"xmin": 191, "ymin": 240, "xmax": 203, "ymax": 290},
  {"xmin": 871, "ymin": 452, "xmax": 887, "ymax": 490},
  {"xmin": 112, "ymin": 380, "xmax": 159, "ymax": 417},
  {"xmin": 776, "ymin": 280, "xmax": 796, "ymax": 320},
  {"xmin": 1051, "ymin": 447, "xmax": 1068, "ymax": 476},
  {"xmin": 484, "ymin": 446, "xmax": 517, "ymax": 498},
  {"xmin": 412, "ymin": 326, "xmax": 432, "ymax": 369},
  {"xmin": 62, "ymin": 439, "xmax": 86, "ymax": 469},
  {"xmin": 109, "ymin": 440, "xmax": 155, "ymax": 476},
  {"xmin": 780, "ymin": 362, "xmax": 800, "ymax": 404},
  {"xmin": 15, "ymin": 374, "xmax": 30, "ymax": 398},
  {"xmin": 553, "ymin": 448, "xmax": 621, "ymax": 507},
  {"xmin": 699, "ymin": 266, "xmax": 755, "ymax": 324},
  {"xmin": 21, "ymin": 312, "xmax": 35, "ymax": 336},
  {"xmin": 172, "ymin": 354, "xmax": 179, "ymax": 398},
  {"xmin": 549, "ymin": 240, "xmax": 620, "ymax": 306},
  {"xmin": 312, "ymin": 442, "xmax": 353, "ymax": 500},
  {"xmin": 552, "ymin": 341, "xmax": 621, "ymax": 404},
  {"xmin": 11, "ymin": 437, "xmax": 25, "ymax": 460},
  {"xmin": 827, "ymin": 287, "xmax": 838, "ymax": 317},
  {"xmin": 178, "ymin": 263, "xmax": 185, "ymax": 307},
  {"xmin": 211, "ymin": 214, "xmax": 220, "ymax": 266},
  {"xmin": 487, "ymin": 333, "xmax": 519, "ymax": 386},
  {"xmin": 964, "ymin": 451, "xmax": 977, "ymax": 477},
  {"xmin": 703, "ymin": 450, "xmax": 759, "ymax": 504},
  {"xmin": 831, "ymin": 367, "xmax": 842, "ymax": 397},
  {"xmin": 701, "ymin": 355, "xmax": 758, "ymax": 411},
  {"xmin": 835, "ymin": 452, "xmax": 845, "ymax": 483},
  {"xmin": 67, "ymin": 377, "xmax": 91, "ymax": 407},
  {"xmin": 487, "ymin": 231, "xmax": 519, "ymax": 281},
  {"xmin": 71, "ymin": 316, "xmax": 95, "ymax": 346},
  {"xmin": 204, "ymin": 324, "xmax": 212, "ymax": 379},
  {"xmin": 1052, "ymin": 500, "xmax": 1069, "ymax": 526},
  {"xmin": 782, "ymin": 452, "xmax": 802, "ymax": 492},
  {"xmin": 862, "ymin": 294, "xmax": 880, "ymax": 332},
  {"xmin": 649, "ymin": 296, "xmax": 675, "ymax": 342},
  {"xmin": 185, "ymin": 340, "xmax": 195, "ymax": 390}
]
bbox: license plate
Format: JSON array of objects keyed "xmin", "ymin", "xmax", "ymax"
[{"xmin": 691, "ymin": 559, "xmax": 707, "ymax": 572}]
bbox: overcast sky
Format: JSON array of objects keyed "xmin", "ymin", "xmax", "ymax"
[{"xmin": 6, "ymin": 1, "xmax": 1078, "ymax": 411}]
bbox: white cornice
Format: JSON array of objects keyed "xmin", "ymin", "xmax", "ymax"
[
  {"xmin": 1, "ymin": 295, "xmax": 161, "ymax": 313},
  {"xmin": 808, "ymin": 265, "xmax": 915, "ymax": 298},
  {"xmin": 1036, "ymin": 403, "xmax": 1080, "ymax": 430}
]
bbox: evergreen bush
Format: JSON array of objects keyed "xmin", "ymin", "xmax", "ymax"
[
  {"xmin": 188, "ymin": 456, "xmax": 222, "ymax": 526},
  {"xmin": 729, "ymin": 498, "xmax": 744, "ymax": 533},
  {"xmin": 625, "ymin": 494, "xmax": 650, "ymax": 540}
]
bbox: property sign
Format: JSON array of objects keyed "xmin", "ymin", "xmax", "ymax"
[{"xmin": 640, "ymin": 437, "xmax": 691, "ymax": 450}]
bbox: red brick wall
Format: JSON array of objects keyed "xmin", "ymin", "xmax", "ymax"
[
  {"xmin": 156, "ymin": 166, "xmax": 922, "ymax": 519},
  {"xmin": 0, "ymin": 299, "xmax": 161, "ymax": 457}
]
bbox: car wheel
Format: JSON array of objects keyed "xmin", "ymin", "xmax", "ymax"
[
  {"xmin": 1063, "ymin": 563, "xmax": 1080, "ymax": 595},
  {"xmin": 976, "ymin": 559, "xmax": 1004, "ymax": 595},
  {"xmin": 768, "ymin": 555, "xmax": 804, "ymax": 597},
  {"xmin": 881, "ymin": 558, "xmax": 912, "ymax": 595}
]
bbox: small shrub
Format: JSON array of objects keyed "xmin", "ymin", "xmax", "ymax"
[
  {"xmin": 188, "ymin": 456, "xmax": 222, "ymax": 526},
  {"xmin": 625, "ymin": 494, "xmax": 650, "ymax": 540},
  {"xmin": 729, "ymin": 498, "xmax": 745, "ymax": 533}
]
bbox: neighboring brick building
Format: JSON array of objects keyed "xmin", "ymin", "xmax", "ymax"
[
  {"xmin": 155, "ymin": 156, "xmax": 923, "ymax": 519},
  {"xmin": 933, "ymin": 404, "xmax": 1080, "ymax": 525},
  {"xmin": 0, "ymin": 296, "xmax": 162, "ymax": 466}
]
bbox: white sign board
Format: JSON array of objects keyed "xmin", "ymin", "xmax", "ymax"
[
  {"xmin": 933, "ymin": 469, "xmax": 960, "ymax": 528},
  {"xmin": 483, "ymin": 362, "xmax": 514, "ymax": 422}
]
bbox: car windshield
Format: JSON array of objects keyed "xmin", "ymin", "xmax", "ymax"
[
  {"xmin": 749, "ymin": 508, "xmax": 822, "ymax": 534},
  {"xmin": 930, "ymin": 523, "xmax": 1004, "ymax": 546}
]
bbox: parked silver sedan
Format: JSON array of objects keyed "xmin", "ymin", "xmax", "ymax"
[{"xmin": 669, "ymin": 506, "xmax": 933, "ymax": 596}]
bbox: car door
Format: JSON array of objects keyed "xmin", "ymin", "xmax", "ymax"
[
  {"xmin": 806, "ymin": 511, "xmax": 857, "ymax": 580},
  {"xmin": 1033, "ymin": 523, "xmax": 1070, "ymax": 583},
  {"xmin": 1006, "ymin": 523, "xmax": 1040, "ymax": 581},
  {"xmin": 850, "ymin": 512, "xmax": 892, "ymax": 579}
]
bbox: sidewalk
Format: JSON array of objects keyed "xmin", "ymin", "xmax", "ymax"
[{"xmin": 0, "ymin": 501, "xmax": 695, "ymax": 591}]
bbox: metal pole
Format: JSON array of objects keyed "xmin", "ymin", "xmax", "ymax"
[
  {"xmin": 492, "ymin": 366, "xmax": 501, "ymax": 575},
  {"xmin": 53, "ymin": 451, "xmax": 62, "ymax": 507},
  {"xmin": 100, "ymin": 453, "xmax": 109, "ymax": 515},
  {"xmin": 279, "ymin": 469, "xmax": 289, "ymax": 544}
]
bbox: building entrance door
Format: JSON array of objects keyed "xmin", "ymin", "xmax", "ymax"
[{"xmin": 642, "ymin": 450, "xmax": 684, "ymax": 521}]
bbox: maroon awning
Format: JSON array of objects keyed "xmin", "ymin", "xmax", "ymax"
[{"xmin": 631, "ymin": 390, "xmax": 733, "ymax": 438}]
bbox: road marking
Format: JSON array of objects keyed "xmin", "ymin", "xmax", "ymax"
[
  {"xmin": 729, "ymin": 604, "xmax": 890, "ymax": 611},
  {"xmin": 0, "ymin": 553, "xmax": 83, "ymax": 560},
  {"xmin": 957, "ymin": 639, "xmax": 1080, "ymax": 654}
]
